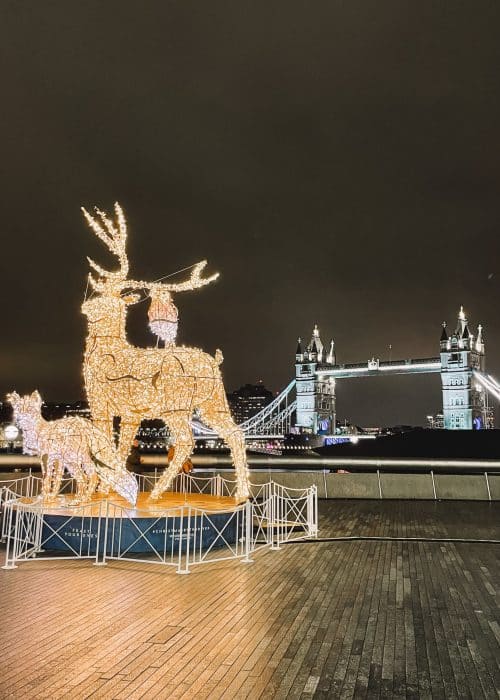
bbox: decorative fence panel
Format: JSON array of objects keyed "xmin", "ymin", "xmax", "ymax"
[{"xmin": 1, "ymin": 474, "xmax": 318, "ymax": 573}]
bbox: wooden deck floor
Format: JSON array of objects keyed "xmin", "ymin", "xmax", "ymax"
[{"xmin": 1, "ymin": 500, "xmax": 499, "ymax": 699}]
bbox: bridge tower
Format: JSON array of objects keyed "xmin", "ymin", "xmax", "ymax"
[
  {"xmin": 295, "ymin": 325, "xmax": 336, "ymax": 433},
  {"xmin": 440, "ymin": 306, "xmax": 487, "ymax": 429}
]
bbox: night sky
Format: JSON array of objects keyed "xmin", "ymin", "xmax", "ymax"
[{"xmin": 1, "ymin": 2, "xmax": 500, "ymax": 427}]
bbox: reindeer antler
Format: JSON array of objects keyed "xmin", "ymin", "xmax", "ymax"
[
  {"xmin": 151, "ymin": 261, "xmax": 219, "ymax": 293},
  {"xmin": 82, "ymin": 202, "xmax": 129, "ymax": 290},
  {"xmin": 83, "ymin": 203, "xmax": 219, "ymax": 296}
]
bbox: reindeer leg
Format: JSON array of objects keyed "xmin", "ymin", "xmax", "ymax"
[
  {"xmin": 117, "ymin": 420, "xmax": 139, "ymax": 468},
  {"xmin": 46, "ymin": 459, "xmax": 64, "ymax": 500},
  {"xmin": 83, "ymin": 469, "xmax": 98, "ymax": 501},
  {"xmin": 73, "ymin": 460, "xmax": 93, "ymax": 503},
  {"xmin": 199, "ymin": 411, "xmax": 250, "ymax": 501},
  {"xmin": 150, "ymin": 415, "xmax": 193, "ymax": 500},
  {"xmin": 92, "ymin": 412, "xmax": 114, "ymax": 452},
  {"xmin": 68, "ymin": 465, "xmax": 82, "ymax": 504},
  {"xmin": 97, "ymin": 476, "xmax": 110, "ymax": 495},
  {"xmin": 40, "ymin": 454, "xmax": 51, "ymax": 500}
]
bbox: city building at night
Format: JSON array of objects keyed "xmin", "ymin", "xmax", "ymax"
[
  {"xmin": 426, "ymin": 412, "xmax": 445, "ymax": 429},
  {"xmin": 227, "ymin": 381, "xmax": 273, "ymax": 425}
]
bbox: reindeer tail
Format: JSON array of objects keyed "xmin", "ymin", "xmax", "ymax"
[{"xmin": 215, "ymin": 349, "xmax": 224, "ymax": 365}]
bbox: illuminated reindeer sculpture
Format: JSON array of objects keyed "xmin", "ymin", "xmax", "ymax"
[
  {"xmin": 81, "ymin": 203, "xmax": 250, "ymax": 500},
  {"xmin": 7, "ymin": 391, "xmax": 138, "ymax": 504}
]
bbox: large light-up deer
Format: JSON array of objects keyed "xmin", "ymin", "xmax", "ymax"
[{"xmin": 81, "ymin": 203, "xmax": 250, "ymax": 500}]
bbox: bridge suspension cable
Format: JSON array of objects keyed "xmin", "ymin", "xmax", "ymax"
[
  {"xmin": 473, "ymin": 371, "xmax": 500, "ymax": 402},
  {"xmin": 189, "ymin": 379, "xmax": 297, "ymax": 439},
  {"xmin": 239, "ymin": 380, "xmax": 296, "ymax": 437}
]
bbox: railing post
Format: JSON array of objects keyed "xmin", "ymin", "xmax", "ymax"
[
  {"xmin": 13, "ymin": 502, "xmax": 23, "ymax": 565},
  {"xmin": 271, "ymin": 490, "xmax": 281, "ymax": 550},
  {"xmin": 9, "ymin": 501, "xmax": 24, "ymax": 568},
  {"xmin": 176, "ymin": 507, "xmax": 183, "ymax": 573},
  {"xmin": 0, "ymin": 486, "xmax": 5, "ymax": 542},
  {"xmin": 430, "ymin": 470, "xmax": 437, "ymax": 500},
  {"xmin": 265, "ymin": 492, "xmax": 272, "ymax": 548},
  {"xmin": 34, "ymin": 500, "xmax": 44, "ymax": 554},
  {"xmin": 94, "ymin": 499, "xmax": 108, "ymax": 566},
  {"xmin": 281, "ymin": 484, "xmax": 287, "ymax": 544},
  {"xmin": 242, "ymin": 499, "xmax": 254, "ymax": 563},
  {"xmin": 268, "ymin": 489, "xmax": 274, "ymax": 549},
  {"xmin": 377, "ymin": 470, "xmax": 383, "ymax": 499},
  {"xmin": 314, "ymin": 484, "xmax": 318, "ymax": 537},
  {"xmin": 185, "ymin": 507, "xmax": 192, "ymax": 572},
  {"xmin": 485, "ymin": 472, "xmax": 492, "ymax": 502},
  {"xmin": 177, "ymin": 507, "xmax": 190, "ymax": 574},
  {"xmin": 308, "ymin": 485, "xmax": 318, "ymax": 538},
  {"xmin": 1, "ymin": 501, "xmax": 17, "ymax": 569},
  {"xmin": 270, "ymin": 489, "xmax": 276, "ymax": 549},
  {"xmin": 215, "ymin": 473, "xmax": 223, "ymax": 497}
]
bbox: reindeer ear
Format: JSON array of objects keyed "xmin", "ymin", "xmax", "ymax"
[
  {"xmin": 31, "ymin": 390, "xmax": 43, "ymax": 407},
  {"xmin": 6, "ymin": 391, "xmax": 20, "ymax": 405}
]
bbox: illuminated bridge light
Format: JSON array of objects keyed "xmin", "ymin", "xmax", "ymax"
[{"xmin": 379, "ymin": 362, "xmax": 442, "ymax": 371}]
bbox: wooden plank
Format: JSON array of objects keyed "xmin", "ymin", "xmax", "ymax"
[{"xmin": 1, "ymin": 499, "xmax": 499, "ymax": 699}]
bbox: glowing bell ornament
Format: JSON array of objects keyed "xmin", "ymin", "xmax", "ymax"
[{"xmin": 148, "ymin": 289, "xmax": 179, "ymax": 344}]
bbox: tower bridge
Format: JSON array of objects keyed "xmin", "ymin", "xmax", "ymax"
[
  {"xmin": 233, "ymin": 306, "xmax": 497, "ymax": 440},
  {"xmin": 190, "ymin": 306, "xmax": 497, "ymax": 441},
  {"xmin": 294, "ymin": 307, "xmax": 489, "ymax": 434}
]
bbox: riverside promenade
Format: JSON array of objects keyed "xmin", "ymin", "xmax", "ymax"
[{"xmin": 1, "ymin": 500, "xmax": 499, "ymax": 699}]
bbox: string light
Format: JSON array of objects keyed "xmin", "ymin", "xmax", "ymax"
[
  {"xmin": 7, "ymin": 391, "xmax": 138, "ymax": 504},
  {"xmin": 81, "ymin": 203, "xmax": 250, "ymax": 500}
]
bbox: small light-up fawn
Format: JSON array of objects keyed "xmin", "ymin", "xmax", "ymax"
[{"xmin": 8, "ymin": 391, "xmax": 138, "ymax": 504}]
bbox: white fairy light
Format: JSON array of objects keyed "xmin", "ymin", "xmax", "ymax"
[
  {"xmin": 81, "ymin": 203, "xmax": 250, "ymax": 501},
  {"xmin": 7, "ymin": 391, "xmax": 138, "ymax": 504}
]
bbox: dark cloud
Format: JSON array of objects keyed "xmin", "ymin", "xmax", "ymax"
[{"xmin": 1, "ymin": 1, "xmax": 499, "ymax": 426}]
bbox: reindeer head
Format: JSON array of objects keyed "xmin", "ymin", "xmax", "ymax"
[
  {"xmin": 7, "ymin": 390, "xmax": 42, "ymax": 420},
  {"xmin": 81, "ymin": 202, "xmax": 220, "ymax": 329},
  {"xmin": 6, "ymin": 391, "xmax": 43, "ymax": 454}
]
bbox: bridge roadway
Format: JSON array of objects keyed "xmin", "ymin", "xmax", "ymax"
[
  {"xmin": 315, "ymin": 356, "xmax": 442, "ymax": 379},
  {"xmin": 1, "ymin": 499, "xmax": 499, "ymax": 698}
]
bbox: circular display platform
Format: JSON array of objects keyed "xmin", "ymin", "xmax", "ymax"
[{"xmin": 22, "ymin": 492, "xmax": 244, "ymax": 555}]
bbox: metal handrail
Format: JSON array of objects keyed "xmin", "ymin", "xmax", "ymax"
[{"xmin": 3, "ymin": 453, "xmax": 500, "ymax": 474}]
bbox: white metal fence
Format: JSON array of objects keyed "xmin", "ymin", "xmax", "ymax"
[
  {"xmin": 1, "ymin": 474, "xmax": 76, "ymax": 541},
  {"xmin": 0, "ymin": 473, "xmax": 317, "ymax": 573}
]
